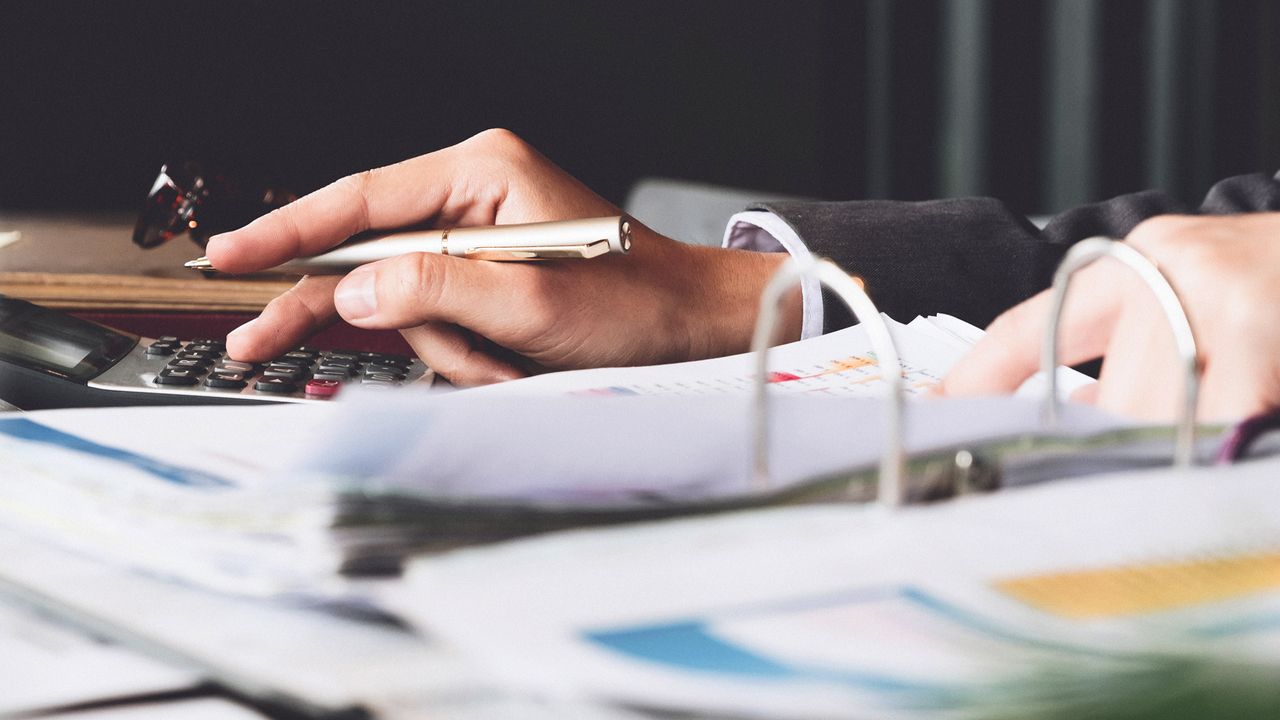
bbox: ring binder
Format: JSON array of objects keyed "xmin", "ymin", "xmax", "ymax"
[
  {"xmin": 1041, "ymin": 237, "xmax": 1200, "ymax": 467},
  {"xmin": 750, "ymin": 257, "xmax": 907, "ymax": 507}
]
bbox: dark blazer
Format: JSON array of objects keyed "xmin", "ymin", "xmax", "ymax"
[{"xmin": 752, "ymin": 172, "xmax": 1280, "ymax": 332}]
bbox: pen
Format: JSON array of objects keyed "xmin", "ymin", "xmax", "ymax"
[{"xmin": 184, "ymin": 215, "xmax": 633, "ymax": 273}]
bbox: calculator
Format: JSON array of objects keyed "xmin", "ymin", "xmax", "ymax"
[{"xmin": 0, "ymin": 295, "xmax": 432, "ymax": 410}]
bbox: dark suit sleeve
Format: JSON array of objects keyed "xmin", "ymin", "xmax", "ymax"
[{"xmin": 751, "ymin": 172, "xmax": 1280, "ymax": 332}]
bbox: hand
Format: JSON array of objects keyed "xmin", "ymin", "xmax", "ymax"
[
  {"xmin": 939, "ymin": 214, "xmax": 1280, "ymax": 422},
  {"xmin": 208, "ymin": 129, "xmax": 797, "ymax": 384}
]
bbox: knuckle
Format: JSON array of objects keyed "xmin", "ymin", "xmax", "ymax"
[
  {"xmin": 332, "ymin": 171, "xmax": 375, "ymax": 228},
  {"xmin": 393, "ymin": 254, "xmax": 449, "ymax": 318},
  {"xmin": 466, "ymin": 128, "xmax": 532, "ymax": 160},
  {"xmin": 1126, "ymin": 215, "xmax": 1196, "ymax": 256}
]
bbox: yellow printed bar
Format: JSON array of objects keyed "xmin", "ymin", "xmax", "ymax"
[{"xmin": 996, "ymin": 551, "xmax": 1280, "ymax": 619}]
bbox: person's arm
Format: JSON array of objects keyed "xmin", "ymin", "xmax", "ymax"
[
  {"xmin": 737, "ymin": 171, "xmax": 1280, "ymax": 333},
  {"xmin": 940, "ymin": 212, "xmax": 1280, "ymax": 422},
  {"xmin": 208, "ymin": 129, "xmax": 801, "ymax": 385}
]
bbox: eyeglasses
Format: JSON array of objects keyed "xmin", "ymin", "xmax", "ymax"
[{"xmin": 133, "ymin": 161, "xmax": 296, "ymax": 249}]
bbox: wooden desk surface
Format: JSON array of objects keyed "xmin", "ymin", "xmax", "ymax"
[{"xmin": 0, "ymin": 211, "xmax": 197, "ymax": 278}]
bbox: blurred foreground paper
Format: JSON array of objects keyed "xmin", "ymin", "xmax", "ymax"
[
  {"xmin": 0, "ymin": 601, "xmax": 197, "ymax": 716},
  {"xmin": 388, "ymin": 458, "xmax": 1280, "ymax": 719}
]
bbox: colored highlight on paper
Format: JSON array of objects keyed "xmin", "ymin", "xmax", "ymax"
[{"xmin": 996, "ymin": 551, "xmax": 1280, "ymax": 619}]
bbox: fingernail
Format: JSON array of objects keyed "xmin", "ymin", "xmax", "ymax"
[
  {"xmin": 204, "ymin": 233, "xmax": 229, "ymax": 255},
  {"xmin": 336, "ymin": 268, "xmax": 377, "ymax": 320}
]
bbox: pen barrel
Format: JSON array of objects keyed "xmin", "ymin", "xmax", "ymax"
[
  {"xmin": 276, "ymin": 215, "xmax": 630, "ymax": 273},
  {"xmin": 445, "ymin": 215, "xmax": 630, "ymax": 255}
]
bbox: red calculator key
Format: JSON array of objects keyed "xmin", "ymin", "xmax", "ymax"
[{"xmin": 304, "ymin": 379, "xmax": 341, "ymax": 398}]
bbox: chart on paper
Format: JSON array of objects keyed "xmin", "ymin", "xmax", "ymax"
[
  {"xmin": 472, "ymin": 314, "xmax": 978, "ymax": 400},
  {"xmin": 570, "ymin": 351, "xmax": 946, "ymax": 398}
]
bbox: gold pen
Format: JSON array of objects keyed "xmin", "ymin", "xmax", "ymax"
[{"xmin": 185, "ymin": 215, "xmax": 633, "ymax": 273}]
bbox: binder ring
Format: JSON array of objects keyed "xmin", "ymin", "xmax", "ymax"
[
  {"xmin": 750, "ymin": 257, "xmax": 907, "ymax": 507},
  {"xmin": 1042, "ymin": 237, "xmax": 1200, "ymax": 467}
]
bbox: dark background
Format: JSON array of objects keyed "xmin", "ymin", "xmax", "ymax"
[{"xmin": 2, "ymin": 0, "xmax": 1278, "ymax": 219}]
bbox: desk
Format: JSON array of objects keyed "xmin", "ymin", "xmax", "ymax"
[{"xmin": 0, "ymin": 211, "xmax": 414, "ymax": 355}]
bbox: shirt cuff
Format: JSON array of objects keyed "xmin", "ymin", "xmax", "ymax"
[{"xmin": 722, "ymin": 210, "xmax": 824, "ymax": 339}]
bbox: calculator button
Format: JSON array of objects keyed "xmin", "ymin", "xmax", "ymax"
[
  {"xmin": 216, "ymin": 360, "xmax": 255, "ymax": 375},
  {"xmin": 146, "ymin": 342, "xmax": 178, "ymax": 356},
  {"xmin": 156, "ymin": 336, "xmax": 179, "ymax": 343},
  {"xmin": 187, "ymin": 338, "xmax": 226, "ymax": 350},
  {"xmin": 204, "ymin": 371, "xmax": 248, "ymax": 390},
  {"xmin": 176, "ymin": 350, "xmax": 221, "ymax": 362},
  {"xmin": 184, "ymin": 343, "xmax": 223, "ymax": 354},
  {"xmin": 310, "ymin": 371, "xmax": 349, "ymax": 382},
  {"xmin": 168, "ymin": 358, "xmax": 212, "ymax": 371},
  {"xmin": 362, "ymin": 373, "xmax": 402, "ymax": 384},
  {"xmin": 254, "ymin": 377, "xmax": 297, "ymax": 394},
  {"xmin": 314, "ymin": 366, "xmax": 355, "ymax": 379},
  {"xmin": 267, "ymin": 357, "xmax": 311, "ymax": 370},
  {"xmin": 155, "ymin": 368, "xmax": 200, "ymax": 386},
  {"xmin": 304, "ymin": 379, "xmax": 342, "ymax": 398},
  {"xmin": 363, "ymin": 363, "xmax": 406, "ymax": 378},
  {"xmin": 280, "ymin": 350, "xmax": 319, "ymax": 362},
  {"xmin": 361, "ymin": 379, "xmax": 397, "ymax": 390},
  {"xmin": 317, "ymin": 358, "xmax": 359, "ymax": 370},
  {"xmin": 322, "ymin": 351, "xmax": 360, "ymax": 363},
  {"xmin": 263, "ymin": 365, "xmax": 305, "ymax": 380}
]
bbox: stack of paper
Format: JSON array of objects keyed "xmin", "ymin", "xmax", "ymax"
[
  {"xmin": 0, "ymin": 315, "xmax": 1112, "ymax": 593},
  {"xmin": 385, "ymin": 458, "xmax": 1280, "ymax": 719}
]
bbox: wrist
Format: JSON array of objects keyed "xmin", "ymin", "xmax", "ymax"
[{"xmin": 682, "ymin": 245, "xmax": 801, "ymax": 359}]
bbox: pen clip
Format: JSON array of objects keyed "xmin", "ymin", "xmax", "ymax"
[{"xmin": 464, "ymin": 238, "xmax": 612, "ymax": 261}]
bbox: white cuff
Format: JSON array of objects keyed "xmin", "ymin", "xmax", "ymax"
[{"xmin": 722, "ymin": 210, "xmax": 824, "ymax": 339}]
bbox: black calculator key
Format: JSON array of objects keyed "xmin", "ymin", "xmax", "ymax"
[
  {"xmin": 318, "ymin": 358, "xmax": 359, "ymax": 370},
  {"xmin": 268, "ymin": 357, "xmax": 311, "ymax": 370},
  {"xmin": 187, "ymin": 338, "xmax": 226, "ymax": 350},
  {"xmin": 146, "ymin": 341, "xmax": 178, "ymax": 356},
  {"xmin": 216, "ymin": 360, "xmax": 255, "ymax": 376},
  {"xmin": 254, "ymin": 377, "xmax": 297, "ymax": 394},
  {"xmin": 310, "ymin": 371, "xmax": 350, "ymax": 382},
  {"xmin": 176, "ymin": 350, "xmax": 221, "ymax": 362},
  {"xmin": 204, "ymin": 371, "xmax": 248, "ymax": 389},
  {"xmin": 155, "ymin": 368, "xmax": 200, "ymax": 386},
  {"xmin": 263, "ymin": 364, "xmax": 305, "ymax": 380},
  {"xmin": 156, "ymin": 336, "xmax": 179, "ymax": 343},
  {"xmin": 363, "ymin": 363, "xmax": 406, "ymax": 378},
  {"xmin": 362, "ymin": 372, "xmax": 403, "ymax": 384},
  {"xmin": 322, "ymin": 351, "xmax": 360, "ymax": 363},
  {"xmin": 184, "ymin": 343, "xmax": 223, "ymax": 354},
  {"xmin": 168, "ymin": 358, "xmax": 211, "ymax": 371},
  {"xmin": 315, "ymin": 365, "xmax": 355, "ymax": 379},
  {"xmin": 281, "ymin": 349, "xmax": 319, "ymax": 360}
]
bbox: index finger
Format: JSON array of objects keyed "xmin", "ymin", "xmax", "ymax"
[
  {"xmin": 939, "ymin": 262, "xmax": 1127, "ymax": 397},
  {"xmin": 204, "ymin": 155, "xmax": 450, "ymax": 274}
]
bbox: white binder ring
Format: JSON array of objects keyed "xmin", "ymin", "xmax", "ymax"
[
  {"xmin": 1042, "ymin": 237, "xmax": 1200, "ymax": 467},
  {"xmin": 750, "ymin": 257, "xmax": 907, "ymax": 507}
]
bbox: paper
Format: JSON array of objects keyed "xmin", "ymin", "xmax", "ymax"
[
  {"xmin": 459, "ymin": 314, "xmax": 1091, "ymax": 399},
  {"xmin": 299, "ymin": 314, "xmax": 1101, "ymax": 503},
  {"xmin": 0, "ymin": 525, "xmax": 483, "ymax": 716},
  {"xmin": 0, "ymin": 404, "xmax": 345, "ymax": 594},
  {"xmin": 0, "ymin": 600, "xmax": 197, "ymax": 716},
  {"xmin": 388, "ymin": 457, "xmax": 1280, "ymax": 719},
  {"xmin": 304, "ymin": 392, "xmax": 1128, "ymax": 505}
]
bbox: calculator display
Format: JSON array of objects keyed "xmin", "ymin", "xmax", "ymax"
[{"xmin": 0, "ymin": 297, "xmax": 138, "ymax": 382}]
